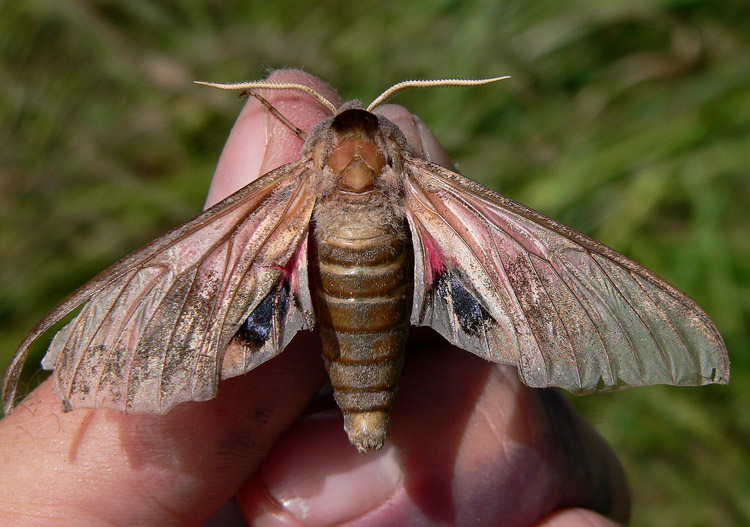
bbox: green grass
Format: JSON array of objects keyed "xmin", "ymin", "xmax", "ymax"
[{"xmin": 0, "ymin": 1, "xmax": 747, "ymax": 525}]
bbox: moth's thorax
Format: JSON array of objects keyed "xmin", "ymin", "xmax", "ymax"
[
  {"xmin": 326, "ymin": 134, "xmax": 385, "ymax": 194},
  {"xmin": 308, "ymin": 106, "xmax": 410, "ymax": 196}
]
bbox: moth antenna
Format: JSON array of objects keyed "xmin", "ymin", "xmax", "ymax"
[
  {"xmin": 194, "ymin": 80, "xmax": 338, "ymax": 114},
  {"xmin": 366, "ymin": 76, "xmax": 511, "ymax": 111}
]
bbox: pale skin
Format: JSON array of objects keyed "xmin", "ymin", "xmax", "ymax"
[{"xmin": 0, "ymin": 70, "xmax": 629, "ymax": 527}]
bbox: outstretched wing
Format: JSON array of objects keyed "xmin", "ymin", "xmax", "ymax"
[
  {"xmin": 3, "ymin": 162, "xmax": 317, "ymax": 414},
  {"xmin": 404, "ymin": 158, "xmax": 729, "ymax": 393}
]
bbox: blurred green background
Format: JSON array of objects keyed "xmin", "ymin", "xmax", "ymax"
[{"xmin": 0, "ymin": 1, "xmax": 747, "ymax": 525}]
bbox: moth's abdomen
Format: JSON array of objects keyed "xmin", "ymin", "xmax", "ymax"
[{"xmin": 314, "ymin": 221, "xmax": 412, "ymax": 452}]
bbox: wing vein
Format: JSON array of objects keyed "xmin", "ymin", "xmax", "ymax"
[
  {"xmin": 631, "ymin": 270, "xmax": 701, "ymax": 376},
  {"xmin": 560, "ymin": 252, "xmax": 643, "ymax": 381},
  {"xmin": 190, "ymin": 240, "xmax": 233, "ymax": 395},
  {"xmin": 90, "ymin": 266, "xmax": 170, "ymax": 401},
  {"xmin": 417, "ymin": 172, "xmax": 553, "ymax": 371},
  {"xmin": 592, "ymin": 256, "xmax": 675, "ymax": 384},
  {"xmin": 406, "ymin": 177, "xmax": 503, "ymax": 305},
  {"xmin": 63, "ymin": 268, "xmax": 145, "ymax": 403},
  {"xmin": 529, "ymin": 255, "xmax": 584, "ymax": 389},
  {"xmin": 155, "ymin": 268, "xmax": 201, "ymax": 411},
  {"xmin": 489, "ymin": 227, "xmax": 549, "ymax": 379},
  {"xmin": 119, "ymin": 180, "xmax": 284, "ymax": 407},
  {"xmin": 546, "ymin": 255, "xmax": 614, "ymax": 385},
  {"xmin": 218, "ymin": 170, "xmax": 312, "ymax": 334},
  {"xmin": 434, "ymin": 171, "xmax": 629, "ymax": 387}
]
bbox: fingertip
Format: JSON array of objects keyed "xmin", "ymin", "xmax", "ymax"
[
  {"xmin": 533, "ymin": 508, "xmax": 626, "ymax": 527},
  {"xmin": 372, "ymin": 103, "xmax": 454, "ymax": 169},
  {"xmin": 237, "ymin": 346, "xmax": 630, "ymax": 526},
  {"xmin": 238, "ymin": 410, "xmax": 402, "ymax": 527},
  {"xmin": 205, "ymin": 69, "xmax": 342, "ymax": 208}
]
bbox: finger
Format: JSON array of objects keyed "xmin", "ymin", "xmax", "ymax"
[
  {"xmin": 0, "ymin": 69, "xmax": 334, "ymax": 526},
  {"xmin": 236, "ymin": 345, "xmax": 629, "ymax": 526},
  {"xmin": 0, "ymin": 340, "xmax": 323, "ymax": 526},
  {"xmin": 205, "ymin": 69, "xmax": 341, "ymax": 207},
  {"xmin": 533, "ymin": 508, "xmax": 625, "ymax": 527},
  {"xmin": 373, "ymin": 103, "xmax": 454, "ymax": 170}
]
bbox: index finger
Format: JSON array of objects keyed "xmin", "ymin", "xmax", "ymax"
[{"xmin": 205, "ymin": 69, "xmax": 341, "ymax": 207}]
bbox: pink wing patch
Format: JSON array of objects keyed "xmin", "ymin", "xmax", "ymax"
[{"xmin": 416, "ymin": 225, "xmax": 447, "ymax": 288}]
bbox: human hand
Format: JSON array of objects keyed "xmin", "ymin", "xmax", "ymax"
[{"xmin": 0, "ymin": 70, "xmax": 629, "ymax": 527}]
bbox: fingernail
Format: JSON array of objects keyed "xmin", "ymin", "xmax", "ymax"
[{"xmin": 246, "ymin": 410, "xmax": 402, "ymax": 526}]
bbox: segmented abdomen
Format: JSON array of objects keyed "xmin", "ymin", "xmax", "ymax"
[{"xmin": 313, "ymin": 220, "xmax": 412, "ymax": 451}]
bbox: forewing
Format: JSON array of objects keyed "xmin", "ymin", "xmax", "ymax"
[
  {"xmin": 404, "ymin": 158, "xmax": 729, "ymax": 392},
  {"xmin": 3, "ymin": 162, "xmax": 317, "ymax": 414}
]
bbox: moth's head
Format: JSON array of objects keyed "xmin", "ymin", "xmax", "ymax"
[{"xmin": 194, "ymin": 75, "xmax": 510, "ymax": 194}]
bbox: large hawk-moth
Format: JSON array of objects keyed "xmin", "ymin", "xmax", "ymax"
[{"xmin": 2, "ymin": 76, "xmax": 729, "ymax": 453}]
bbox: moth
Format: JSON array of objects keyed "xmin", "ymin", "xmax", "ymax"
[{"xmin": 2, "ymin": 76, "xmax": 730, "ymax": 453}]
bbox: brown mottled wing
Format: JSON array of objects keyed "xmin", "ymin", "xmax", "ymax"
[
  {"xmin": 404, "ymin": 158, "xmax": 729, "ymax": 392},
  {"xmin": 2, "ymin": 162, "xmax": 317, "ymax": 414}
]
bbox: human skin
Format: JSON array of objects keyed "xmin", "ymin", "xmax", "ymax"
[{"xmin": 0, "ymin": 70, "xmax": 629, "ymax": 527}]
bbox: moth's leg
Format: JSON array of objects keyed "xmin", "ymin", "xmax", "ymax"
[{"xmin": 245, "ymin": 91, "xmax": 308, "ymax": 140}]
